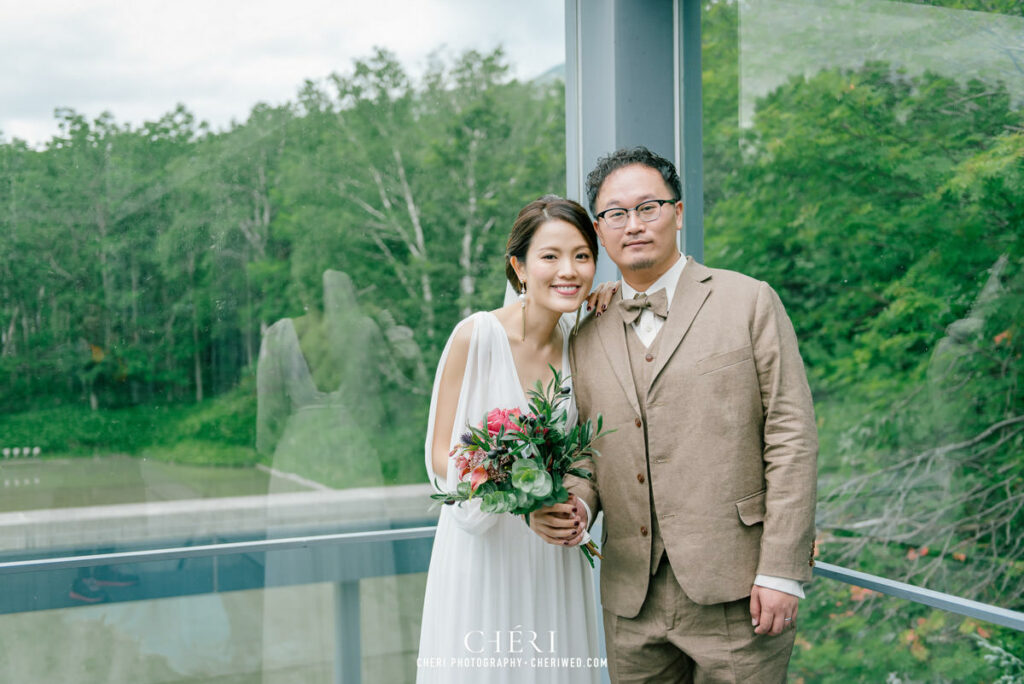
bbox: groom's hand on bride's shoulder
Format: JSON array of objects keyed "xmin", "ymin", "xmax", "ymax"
[
  {"xmin": 584, "ymin": 281, "xmax": 618, "ymax": 316},
  {"xmin": 528, "ymin": 494, "xmax": 588, "ymax": 546}
]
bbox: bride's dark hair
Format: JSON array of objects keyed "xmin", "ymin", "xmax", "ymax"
[{"xmin": 505, "ymin": 195, "xmax": 598, "ymax": 292}]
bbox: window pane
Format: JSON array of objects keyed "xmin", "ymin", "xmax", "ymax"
[
  {"xmin": 703, "ymin": 0, "xmax": 1023, "ymax": 679},
  {"xmin": 0, "ymin": 566, "xmax": 427, "ymax": 683},
  {"xmin": 0, "ymin": 0, "xmax": 565, "ymax": 532},
  {"xmin": 1, "ymin": 2, "xmax": 565, "ymax": 681}
]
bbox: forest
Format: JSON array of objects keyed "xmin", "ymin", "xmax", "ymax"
[{"xmin": 1, "ymin": 0, "xmax": 1022, "ymax": 680}]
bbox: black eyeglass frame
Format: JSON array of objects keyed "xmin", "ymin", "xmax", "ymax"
[{"xmin": 594, "ymin": 198, "xmax": 679, "ymax": 227}]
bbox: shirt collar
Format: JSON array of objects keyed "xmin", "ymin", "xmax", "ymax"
[{"xmin": 620, "ymin": 253, "xmax": 687, "ymax": 310}]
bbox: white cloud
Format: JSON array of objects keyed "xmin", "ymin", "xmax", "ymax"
[{"xmin": 0, "ymin": 0, "xmax": 564, "ymax": 145}]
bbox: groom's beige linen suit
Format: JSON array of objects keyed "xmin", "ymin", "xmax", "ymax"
[{"xmin": 569, "ymin": 257, "xmax": 817, "ymax": 679}]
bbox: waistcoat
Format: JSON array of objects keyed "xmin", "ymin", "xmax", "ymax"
[{"xmin": 624, "ymin": 324, "xmax": 667, "ymax": 575}]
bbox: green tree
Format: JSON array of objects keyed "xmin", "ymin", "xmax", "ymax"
[
  {"xmin": 278, "ymin": 47, "xmax": 564, "ymax": 360},
  {"xmin": 0, "ymin": 47, "xmax": 566, "ymax": 486}
]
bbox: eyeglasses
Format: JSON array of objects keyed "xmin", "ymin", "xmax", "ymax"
[{"xmin": 595, "ymin": 199, "xmax": 676, "ymax": 229}]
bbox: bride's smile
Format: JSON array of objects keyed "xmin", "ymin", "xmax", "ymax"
[{"xmin": 552, "ymin": 283, "xmax": 582, "ymax": 297}]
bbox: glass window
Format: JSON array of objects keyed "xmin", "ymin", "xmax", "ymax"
[
  {"xmin": 703, "ymin": 0, "xmax": 1024, "ymax": 679},
  {"xmin": 0, "ymin": 2, "xmax": 565, "ymax": 681}
]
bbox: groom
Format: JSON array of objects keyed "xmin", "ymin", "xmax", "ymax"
[{"xmin": 532, "ymin": 147, "xmax": 817, "ymax": 683}]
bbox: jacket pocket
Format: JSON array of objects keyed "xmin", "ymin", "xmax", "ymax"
[
  {"xmin": 735, "ymin": 489, "xmax": 766, "ymax": 526},
  {"xmin": 697, "ymin": 345, "xmax": 753, "ymax": 375}
]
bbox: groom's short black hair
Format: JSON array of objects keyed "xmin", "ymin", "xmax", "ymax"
[{"xmin": 585, "ymin": 146, "xmax": 682, "ymax": 216}]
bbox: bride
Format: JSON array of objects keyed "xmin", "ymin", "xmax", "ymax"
[{"xmin": 416, "ymin": 195, "xmax": 602, "ymax": 683}]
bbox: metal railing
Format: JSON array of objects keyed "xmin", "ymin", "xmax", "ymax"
[
  {"xmin": 813, "ymin": 560, "xmax": 1024, "ymax": 631},
  {"xmin": 0, "ymin": 526, "xmax": 437, "ymax": 574},
  {"xmin": 0, "ymin": 525, "xmax": 1021, "ymax": 683},
  {"xmin": 3, "ymin": 525, "xmax": 1020, "ymax": 630}
]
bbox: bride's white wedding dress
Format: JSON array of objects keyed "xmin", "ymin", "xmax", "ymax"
[{"xmin": 416, "ymin": 312, "xmax": 601, "ymax": 684}]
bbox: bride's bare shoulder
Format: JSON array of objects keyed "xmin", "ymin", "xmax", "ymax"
[
  {"xmin": 437, "ymin": 317, "xmax": 477, "ymax": 382},
  {"xmin": 447, "ymin": 314, "xmax": 477, "ymax": 346}
]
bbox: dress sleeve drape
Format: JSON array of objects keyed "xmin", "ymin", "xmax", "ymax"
[{"xmin": 424, "ymin": 313, "xmax": 501, "ymax": 535}]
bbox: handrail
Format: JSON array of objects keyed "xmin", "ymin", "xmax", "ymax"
[
  {"xmin": 0, "ymin": 526, "xmax": 438, "ymax": 574},
  {"xmin": 0, "ymin": 525, "xmax": 1021, "ymax": 631},
  {"xmin": 813, "ymin": 560, "xmax": 1024, "ymax": 631}
]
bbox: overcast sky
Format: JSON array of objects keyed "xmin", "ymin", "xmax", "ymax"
[{"xmin": 0, "ymin": 0, "xmax": 565, "ymax": 146}]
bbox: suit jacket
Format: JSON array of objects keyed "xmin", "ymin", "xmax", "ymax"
[{"xmin": 568, "ymin": 257, "xmax": 817, "ymax": 618}]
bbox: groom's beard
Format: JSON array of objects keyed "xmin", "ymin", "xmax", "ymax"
[{"xmin": 625, "ymin": 259, "xmax": 656, "ymax": 271}]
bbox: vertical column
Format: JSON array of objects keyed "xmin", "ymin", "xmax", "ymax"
[
  {"xmin": 677, "ymin": 0, "xmax": 704, "ymax": 263},
  {"xmin": 565, "ymin": 0, "xmax": 704, "ymax": 269},
  {"xmin": 335, "ymin": 580, "xmax": 360, "ymax": 684},
  {"xmin": 565, "ymin": 0, "xmax": 617, "ymax": 285}
]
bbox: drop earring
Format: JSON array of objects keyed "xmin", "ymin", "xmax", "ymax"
[{"xmin": 519, "ymin": 281, "xmax": 527, "ymax": 342}]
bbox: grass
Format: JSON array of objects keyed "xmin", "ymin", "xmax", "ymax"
[
  {"xmin": 0, "ymin": 387, "xmax": 426, "ymax": 485},
  {"xmin": 139, "ymin": 440, "xmax": 263, "ymax": 468},
  {"xmin": 0, "ymin": 388, "xmax": 260, "ymax": 466}
]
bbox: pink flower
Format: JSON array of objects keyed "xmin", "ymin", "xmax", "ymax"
[
  {"xmin": 452, "ymin": 445, "xmax": 485, "ymax": 480},
  {"xmin": 485, "ymin": 408, "xmax": 522, "ymax": 436},
  {"xmin": 470, "ymin": 466, "xmax": 490, "ymax": 492},
  {"xmin": 454, "ymin": 453, "xmax": 471, "ymax": 479}
]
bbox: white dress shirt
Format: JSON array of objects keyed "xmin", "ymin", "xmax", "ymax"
[{"xmin": 583, "ymin": 252, "xmax": 805, "ymax": 599}]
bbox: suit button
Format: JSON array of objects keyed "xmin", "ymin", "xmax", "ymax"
[
  {"xmin": 645, "ymin": 353, "xmax": 654, "ymax": 362},
  {"xmin": 634, "ymin": 417, "xmax": 642, "ymax": 428},
  {"xmin": 637, "ymin": 473, "xmax": 645, "ymax": 484},
  {"xmin": 640, "ymin": 526, "xmax": 649, "ymax": 536}
]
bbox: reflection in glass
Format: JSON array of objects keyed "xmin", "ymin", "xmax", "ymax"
[
  {"xmin": 0, "ymin": 578, "xmax": 427, "ymax": 682},
  {"xmin": 704, "ymin": 1, "xmax": 1024, "ymax": 679},
  {"xmin": 738, "ymin": 0, "xmax": 1024, "ymax": 127},
  {"xmin": 257, "ymin": 269, "xmax": 421, "ymax": 489},
  {"xmin": 0, "ymin": 0, "xmax": 566, "ymax": 676}
]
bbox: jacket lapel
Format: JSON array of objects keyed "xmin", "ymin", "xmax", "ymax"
[
  {"xmin": 596, "ymin": 288, "xmax": 642, "ymax": 417},
  {"xmin": 649, "ymin": 257, "xmax": 712, "ymax": 390}
]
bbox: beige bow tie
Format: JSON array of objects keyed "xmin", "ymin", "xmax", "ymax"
[{"xmin": 618, "ymin": 289, "xmax": 669, "ymax": 325}]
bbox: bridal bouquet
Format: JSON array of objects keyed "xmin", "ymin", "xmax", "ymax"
[{"xmin": 432, "ymin": 367, "xmax": 609, "ymax": 566}]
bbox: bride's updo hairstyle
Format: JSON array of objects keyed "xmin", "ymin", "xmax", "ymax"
[{"xmin": 505, "ymin": 195, "xmax": 598, "ymax": 292}]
